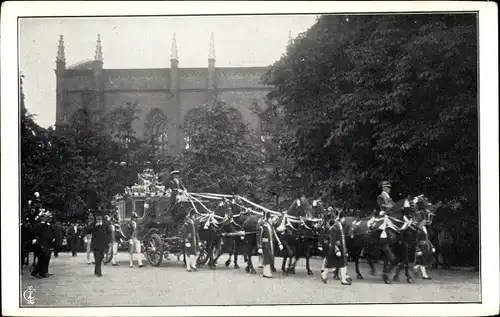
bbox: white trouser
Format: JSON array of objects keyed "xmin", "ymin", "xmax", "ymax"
[
  {"xmin": 322, "ymin": 266, "xmax": 348, "ymax": 283},
  {"xmin": 85, "ymin": 238, "xmax": 94, "ymax": 263},
  {"xmin": 129, "ymin": 238, "xmax": 143, "ymax": 266},
  {"xmin": 263, "ymin": 264, "xmax": 272, "ymax": 277},
  {"xmin": 414, "ymin": 264, "xmax": 429, "ymax": 278},
  {"xmin": 112, "ymin": 242, "xmax": 118, "ymax": 264},
  {"xmin": 186, "ymin": 254, "xmax": 198, "ymax": 271}
]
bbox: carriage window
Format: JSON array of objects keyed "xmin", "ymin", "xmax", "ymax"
[
  {"xmin": 135, "ymin": 200, "xmax": 145, "ymax": 218},
  {"xmin": 125, "ymin": 199, "xmax": 134, "ymax": 219}
]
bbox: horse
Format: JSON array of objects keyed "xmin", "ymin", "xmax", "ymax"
[
  {"xmin": 222, "ymin": 196, "xmax": 252, "ymax": 269},
  {"xmin": 274, "ymin": 197, "xmax": 319, "ymax": 276},
  {"xmin": 391, "ymin": 196, "xmax": 440, "ymax": 282},
  {"xmin": 339, "ymin": 198, "xmax": 413, "ymax": 283},
  {"xmin": 241, "ymin": 211, "xmax": 270, "ymax": 275},
  {"xmin": 196, "ymin": 198, "xmax": 232, "ymax": 270}
]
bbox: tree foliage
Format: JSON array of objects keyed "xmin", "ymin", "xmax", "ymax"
[
  {"xmin": 180, "ymin": 101, "xmax": 266, "ymax": 197},
  {"xmin": 264, "ymin": 14, "xmax": 478, "ymax": 209}
]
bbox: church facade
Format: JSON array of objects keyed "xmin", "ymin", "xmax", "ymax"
[{"xmin": 55, "ymin": 34, "xmax": 275, "ymax": 155}]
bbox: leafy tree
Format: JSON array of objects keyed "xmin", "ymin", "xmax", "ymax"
[
  {"xmin": 180, "ymin": 100, "xmax": 266, "ymax": 197},
  {"xmin": 264, "ymin": 14, "xmax": 478, "ymax": 209}
]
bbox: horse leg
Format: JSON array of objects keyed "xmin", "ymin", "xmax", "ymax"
[
  {"xmin": 403, "ymin": 244, "xmax": 414, "ymax": 283},
  {"xmin": 381, "ymin": 244, "xmax": 393, "ymax": 284},
  {"xmin": 393, "ymin": 262, "xmax": 403, "ymax": 282},
  {"xmin": 234, "ymin": 239, "xmax": 240, "ymax": 269},
  {"xmin": 225, "ymin": 238, "xmax": 233, "ymax": 267},
  {"xmin": 306, "ymin": 254, "xmax": 313, "ymax": 275},
  {"xmin": 282, "ymin": 256, "xmax": 288, "ymax": 275}
]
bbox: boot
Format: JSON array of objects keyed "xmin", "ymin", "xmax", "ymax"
[
  {"xmin": 263, "ymin": 264, "xmax": 272, "ymax": 278},
  {"xmin": 321, "ymin": 268, "xmax": 328, "ymax": 284},
  {"xmin": 186, "ymin": 254, "xmax": 192, "ymax": 272},
  {"xmin": 340, "ymin": 267, "xmax": 352, "ymax": 285},
  {"xmin": 421, "ymin": 266, "xmax": 432, "ymax": 280},
  {"xmin": 190, "ymin": 255, "xmax": 197, "ymax": 271}
]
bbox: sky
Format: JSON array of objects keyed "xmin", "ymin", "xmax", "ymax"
[{"xmin": 19, "ymin": 15, "xmax": 317, "ymax": 128}]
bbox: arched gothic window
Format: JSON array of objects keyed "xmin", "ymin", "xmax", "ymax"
[
  {"xmin": 227, "ymin": 107, "xmax": 243, "ymax": 122},
  {"xmin": 144, "ymin": 108, "xmax": 169, "ymax": 154}
]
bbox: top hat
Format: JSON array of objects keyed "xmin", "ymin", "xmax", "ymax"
[
  {"xmin": 170, "ymin": 170, "xmax": 180, "ymax": 177},
  {"xmin": 380, "ymin": 181, "xmax": 392, "ymax": 188}
]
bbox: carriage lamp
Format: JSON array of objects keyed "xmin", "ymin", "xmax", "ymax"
[{"xmin": 144, "ymin": 203, "xmax": 149, "ymax": 209}]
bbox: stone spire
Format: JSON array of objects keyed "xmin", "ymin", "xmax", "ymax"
[
  {"xmin": 56, "ymin": 34, "xmax": 66, "ymax": 63},
  {"xmin": 208, "ymin": 32, "xmax": 215, "ymax": 60},
  {"xmin": 94, "ymin": 34, "xmax": 103, "ymax": 62},
  {"xmin": 287, "ymin": 30, "xmax": 293, "ymax": 46},
  {"xmin": 171, "ymin": 33, "xmax": 178, "ymax": 60}
]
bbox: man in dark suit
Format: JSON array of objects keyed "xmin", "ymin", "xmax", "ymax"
[
  {"xmin": 66, "ymin": 222, "xmax": 79, "ymax": 256},
  {"xmin": 31, "ymin": 211, "xmax": 55, "ymax": 278},
  {"xmin": 52, "ymin": 220, "xmax": 64, "ymax": 257},
  {"xmin": 85, "ymin": 213, "xmax": 112, "ymax": 277}
]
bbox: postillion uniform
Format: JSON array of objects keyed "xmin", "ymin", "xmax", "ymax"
[
  {"xmin": 321, "ymin": 217, "xmax": 351, "ymax": 285},
  {"xmin": 128, "ymin": 213, "xmax": 144, "ymax": 268},
  {"xmin": 257, "ymin": 212, "xmax": 282, "ymax": 278},
  {"xmin": 414, "ymin": 222, "xmax": 434, "ymax": 279},
  {"xmin": 182, "ymin": 215, "xmax": 201, "ymax": 272}
]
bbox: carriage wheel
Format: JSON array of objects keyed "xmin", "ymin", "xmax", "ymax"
[
  {"xmin": 103, "ymin": 244, "xmax": 113, "ymax": 264},
  {"xmin": 146, "ymin": 234, "xmax": 163, "ymax": 267},
  {"xmin": 142, "ymin": 241, "xmax": 150, "ymax": 262}
]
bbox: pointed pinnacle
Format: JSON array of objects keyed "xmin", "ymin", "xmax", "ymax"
[
  {"xmin": 288, "ymin": 31, "xmax": 293, "ymax": 46},
  {"xmin": 57, "ymin": 34, "xmax": 66, "ymax": 63},
  {"xmin": 208, "ymin": 32, "xmax": 215, "ymax": 60},
  {"xmin": 95, "ymin": 34, "xmax": 103, "ymax": 62},
  {"xmin": 171, "ymin": 33, "xmax": 178, "ymax": 60}
]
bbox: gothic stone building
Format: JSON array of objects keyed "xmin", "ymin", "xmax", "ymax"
[{"xmin": 55, "ymin": 34, "xmax": 275, "ymax": 155}]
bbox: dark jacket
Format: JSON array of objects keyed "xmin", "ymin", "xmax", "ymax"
[
  {"xmin": 31, "ymin": 222, "xmax": 54, "ymax": 251},
  {"xmin": 53, "ymin": 222, "xmax": 64, "ymax": 246},
  {"xmin": 85, "ymin": 222, "xmax": 112, "ymax": 251}
]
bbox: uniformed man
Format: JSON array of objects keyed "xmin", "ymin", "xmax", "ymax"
[
  {"xmin": 257, "ymin": 211, "xmax": 283, "ymax": 278},
  {"xmin": 413, "ymin": 218, "xmax": 435, "ymax": 280},
  {"xmin": 168, "ymin": 170, "xmax": 185, "ymax": 207},
  {"xmin": 366, "ymin": 181, "xmax": 395, "ymax": 229},
  {"xmin": 321, "ymin": 215, "xmax": 351, "ymax": 285},
  {"xmin": 377, "ymin": 181, "xmax": 395, "ymax": 215},
  {"xmin": 182, "ymin": 210, "xmax": 201, "ymax": 272},
  {"xmin": 128, "ymin": 212, "xmax": 144, "ymax": 268}
]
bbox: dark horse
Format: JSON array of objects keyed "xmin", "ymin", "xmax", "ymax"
[
  {"xmin": 278, "ymin": 197, "xmax": 324, "ymax": 276},
  {"xmin": 196, "ymin": 199, "xmax": 233, "ymax": 270},
  {"xmin": 391, "ymin": 196, "xmax": 440, "ymax": 283},
  {"xmin": 221, "ymin": 196, "xmax": 252, "ymax": 269},
  {"xmin": 340, "ymin": 198, "xmax": 415, "ymax": 284}
]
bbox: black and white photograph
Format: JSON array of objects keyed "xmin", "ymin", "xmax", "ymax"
[{"xmin": 1, "ymin": 1, "xmax": 498, "ymax": 316}]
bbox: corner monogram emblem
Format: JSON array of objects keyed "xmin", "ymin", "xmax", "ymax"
[{"xmin": 23, "ymin": 285, "xmax": 36, "ymax": 305}]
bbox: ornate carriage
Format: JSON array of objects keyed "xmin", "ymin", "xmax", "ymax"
[{"xmin": 107, "ymin": 169, "xmax": 209, "ymax": 267}]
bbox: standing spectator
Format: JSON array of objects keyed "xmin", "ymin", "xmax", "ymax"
[
  {"xmin": 52, "ymin": 220, "xmax": 63, "ymax": 257},
  {"xmin": 67, "ymin": 222, "xmax": 79, "ymax": 257},
  {"xmin": 83, "ymin": 214, "xmax": 95, "ymax": 264},
  {"xmin": 31, "ymin": 211, "xmax": 55, "ymax": 278},
  {"xmin": 85, "ymin": 213, "xmax": 112, "ymax": 277},
  {"xmin": 437, "ymin": 227, "xmax": 454, "ymax": 269}
]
